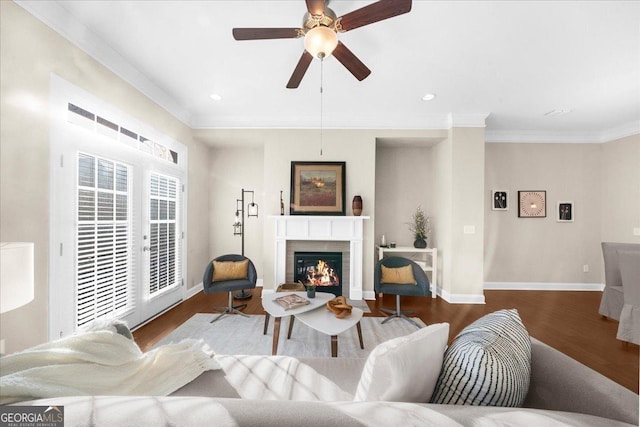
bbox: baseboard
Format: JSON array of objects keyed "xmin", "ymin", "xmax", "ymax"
[
  {"xmin": 484, "ymin": 282, "xmax": 605, "ymax": 291},
  {"xmin": 184, "ymin": 282, "xmax": 203, "ymax": 300},
  {"xmin": 362, "ymin": 290, "xmax": 376, "ymax": 301},
  {"xmin": 440, "ymin": 289, "xmax": 486, "ymax": 304}
]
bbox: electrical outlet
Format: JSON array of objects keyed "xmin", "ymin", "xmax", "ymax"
[
  {"xmin": 583, "ymin": 264, "xmax": 589, "ymax": 273},
  {"xmin": 633, "ymin": 228, "xmax": 640, "ymax": 236},
  {"xmin": 463, "ymin": 225, "xmax": 476, "ymax": 234}
]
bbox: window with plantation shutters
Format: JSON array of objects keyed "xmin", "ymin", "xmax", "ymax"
[
  {"xmin": 148, "ymin": 173, "xmax": 180, "ymax": 296},
  {"xmin": 50, "ymin": 75, "xmax": 186, "ymax": 340},
  {"xmin": 76, "ymin": 153, "xmax": 133, "ymax": 327}
]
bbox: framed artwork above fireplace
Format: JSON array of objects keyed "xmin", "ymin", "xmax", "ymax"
[{"xmin": 290, "ymin": 161, "xmax": 346, "ymax": 216}]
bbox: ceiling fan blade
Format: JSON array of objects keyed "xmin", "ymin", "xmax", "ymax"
[
  {"xmin": 332, "ymin": 42, "xmax": 371, "ymax": 81},
  {"xmin": 337, "ymin": 0, "xmax": 412, "ymax": 32},
  {"xmin": 306, "ymin": 0, "xmax": 326, "ymax": 16},
  {"xmin": 287, "ymin": 51, "xmax": 314, "ymax": 88},
  {"xmin": 232, "ymin": 28, "xmax": 301, "ymax": 40}
]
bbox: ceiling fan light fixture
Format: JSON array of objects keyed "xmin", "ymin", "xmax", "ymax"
[{"xmin": 304, "ymin": 26, "xmax": 338, "ymax": 59}]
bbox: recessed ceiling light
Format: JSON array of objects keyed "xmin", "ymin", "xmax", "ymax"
[
  {"xmin": 544, "ymin": 109, "xmax": 571, "ymax": 117},
  {"xmin": 210, "ymin": 93, "xmax": 222, "ymax": 101},
  {"xmin": 421, "ymin": 93, "xmax": 436, "ymax": 101}
]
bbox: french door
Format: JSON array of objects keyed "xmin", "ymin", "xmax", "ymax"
[
  {"xmin": 141, "ymin": 172, "xmax": 182, "ymax": 321},
  {"xmin": 49, "ymin": 100, "xmax": 185, "ymax": 340}
]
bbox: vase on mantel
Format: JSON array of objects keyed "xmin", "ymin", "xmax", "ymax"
[
  {"xmin": 352, "ymin": 195, "xmax": 363, "ymax": 216},
  {"xmin": 414, "ymin": 238, "xmax": 427, "ymax": 249}
]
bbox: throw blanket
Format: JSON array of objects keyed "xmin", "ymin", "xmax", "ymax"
[{"xmin": 0, "ymin": 330, "xmax": 220, "ymax": 404}]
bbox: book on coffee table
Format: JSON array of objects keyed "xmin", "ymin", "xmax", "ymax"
[{"xmin": 275, "ymin": 294, "xmax": 310, "ymax": 310}]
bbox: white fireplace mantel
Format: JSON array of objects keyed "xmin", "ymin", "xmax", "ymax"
[{"xmin": 271, "ymin": 215, "xmax": 369, "ymax": 300}]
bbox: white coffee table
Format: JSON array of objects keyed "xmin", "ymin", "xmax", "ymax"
[
  {"xmin": 295, "ymin": 306, "xmax": 364, "ymax": 357},
  {"xmin": 262, "ymin": 291, "xmax": 334, "ymax": 355}
]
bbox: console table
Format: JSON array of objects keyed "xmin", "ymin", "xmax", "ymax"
[{"xmin": 377, "ymin": 246, "xmax": 438, "ymax": 298}]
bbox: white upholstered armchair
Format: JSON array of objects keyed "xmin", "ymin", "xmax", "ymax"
[
  {"xmin": 599, "ymin": 242, "xmax": 640, "ymax": 320},
  {"xmin": 616, "ymin": 249, "xmax": 640, "ymax": 345}
]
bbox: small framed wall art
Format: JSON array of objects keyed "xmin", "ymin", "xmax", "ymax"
[
  {"xmin": 557, "ymin": 201, "xmax": 574, "ymax": 222},
  {"xmin": 290, "ymin": 161, "xmax": 346, "ymax": 215},
  {"xmin": 518, "ymin": 191, "xmax": 546, "ymax": 218},
  {"xmin": 491, "ymin": 190, "xmax": 509, "ymax": 211}
]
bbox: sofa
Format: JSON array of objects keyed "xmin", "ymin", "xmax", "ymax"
[{"xmin": 3, "ymin": 314, "xmax": 639, "ymax": 426}]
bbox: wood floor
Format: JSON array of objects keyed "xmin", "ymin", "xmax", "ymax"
[{"xmin": 133, "ymin": 288, "xmax": 639, "ymax": 394}]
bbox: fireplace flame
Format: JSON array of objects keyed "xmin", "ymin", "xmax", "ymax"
[{"xmin": 306, "ymin": 259, "xmax": 340, "ymax": 286}]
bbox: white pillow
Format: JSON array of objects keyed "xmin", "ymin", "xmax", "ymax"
[{"xmin": 354, "ymin": 322, "xmax": 449, "ymax": 402}]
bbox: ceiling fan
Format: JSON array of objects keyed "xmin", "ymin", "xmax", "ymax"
[{"xmin": 232, "ymin": 0, "xmax": 412, "ymax": 88}]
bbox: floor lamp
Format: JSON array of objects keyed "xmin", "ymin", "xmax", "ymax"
[{"xmin": 233, "ymin": 188, "xmax": 258, "ymax": 299}]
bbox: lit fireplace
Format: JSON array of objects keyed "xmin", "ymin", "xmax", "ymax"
[{"xmin": 294, "ymin": 252, "xmax": 342, "ymax": 296}]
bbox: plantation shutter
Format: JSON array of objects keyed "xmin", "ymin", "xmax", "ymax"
[
  {"xmin": 76, "ymin": 153, "xmax": 134, "ymax": 327},
  {"xmin": 148, "ymin": 173, "xmax": 180, "ymax": 296}
]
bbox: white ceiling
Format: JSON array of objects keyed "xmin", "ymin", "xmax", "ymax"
[{"xmin": 19, "ymin": 0, "xmax": 640, "ymax": 142}]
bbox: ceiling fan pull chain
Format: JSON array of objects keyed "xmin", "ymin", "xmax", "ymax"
[{"xmin": 320, "ymin": 56, "xmax": 324, "ymax": 156}]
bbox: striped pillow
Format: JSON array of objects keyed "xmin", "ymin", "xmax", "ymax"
[{"xmin": 430, "ymin": 309, "xmax": 531, "ymax": 406}]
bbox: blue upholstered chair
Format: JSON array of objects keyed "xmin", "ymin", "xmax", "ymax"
[
  {"xmin": 374, "ymin": 256, "xmax": 431, "ymax": 328},
  {"xmin": 202, "ymin": 254, "xmax": 257, "ymax": 323}
]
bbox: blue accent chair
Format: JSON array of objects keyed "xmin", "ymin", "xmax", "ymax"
[
  {"xmin": 374, "ymin": 256, "xmax": 431, "ymax": 328},
  {"xmin": 202, "ymin": 254, "xmax": 257, "ymax": 323}
]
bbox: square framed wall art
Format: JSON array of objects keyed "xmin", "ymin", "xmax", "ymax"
[
  {"xmin": 290, "ymin": 161, "xmax": 346, "ymax": 215},
  {"xmin": 491, "ymin": 190, "xmax": 509, "ymax": 211},
  {"xmin": 557, "ymin": 201, "xmax": 574, "ymax": 222},
  {"xmin": 518, "ymin": 191, "xmax": 546, "ymax": 218}
]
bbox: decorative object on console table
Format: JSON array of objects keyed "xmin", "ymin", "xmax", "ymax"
[
  {"xmin": 290, "ymin": 161, "xmax": 346, "ymax": 215},
  {"xmin": 491, "ymin": 190, "xmax": 509, "ymax": 211},
  {"xmin": 557, "ymin": 201, "xmax": 574, "ymax": 222},
  {"xmin": 408, "ymin": 206, "xmax": 430, "ymax": 248},
  {"xmin": 518, "ymin": 191, "xmax": 546, "ymax": 218},
  {"xmin": 232, "ymin": 188, "xmax": 259, "ymax": 299},
  {"xmin": 352, "ymin": 195, "xmax": 363, "ymax": 216}
]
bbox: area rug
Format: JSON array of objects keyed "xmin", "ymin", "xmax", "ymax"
[{"xmin": 155, "ymin": 314, "xmax": 425, "ymax": 358}]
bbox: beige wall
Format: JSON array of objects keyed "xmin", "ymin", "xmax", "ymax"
[
  {"xmin": 207, "ymin": 145, "xmax": 265, "ymax": 277},
  {"xmin": 0, "ymin": 2, "xmax": 210, "ymax": 353},
  {"xmin": 484, "ymin": 141, "xmax": 627, "ymax": 284},
  {"xmin": 601, "ymin": 134, "xmax": 640, "ymax": 244},
  {"xmin": 448, "ymin": 127, "xmax": 486, "ymax": 298},
  {"xmin": 374, "ymin": 145, "xmax": 434, "ymax": 247},
  {"xmin": 431, "ymin": 136, "xmax": 454, "ymax": 295},
  {"xmin": 196, "ymin": 129, "xmax": 377, "ymax": 295},
  {"xmin": 373, "ymin": 129, "xmax": 485, "ymax": 301}
]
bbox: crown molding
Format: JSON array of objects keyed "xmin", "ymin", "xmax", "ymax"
[
  {"xmin": 484, "ymin": 130, "xmax": 602, "ymax": 143},
  {"xmin": 598, "ymin": 120, "xmax": 640, "ymax": 143},
  {"xmin": 15, "ymin": 0, "xmax": 192, "ymax": 127},
  {"xmin": 486, "ymin": 120, "xmax": 640, "ymax": 144},
  {"xmin": 447, "ymin": 113, "xmax": 490, "ymax": 128},
  {"xmin": 190, "ymin": 114, "xmax": 455, "ymax": 130},
  {"xmin": 191, "ymin": 114, "xmax": 492, "ymax": 130}
]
